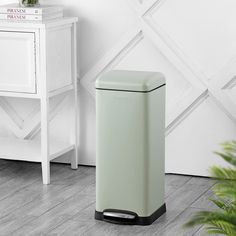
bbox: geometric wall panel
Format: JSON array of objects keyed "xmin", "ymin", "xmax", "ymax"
[
  {"xmin": 81, "ymin": 26, "xmax": 206, "ymax": 134},
  {"xmin": 80, "ymin": 0, "xmax": 236, "ymax": 174},
  {"xmin": 115, "ymin": 36, "xmax": 191, "ymax": 113},
  {"xmin": 141, "ymin": 0, "xmax": 236, "ymax": 125},
  {"xmin": 166, "ymin": 95, "xmax": 236, "ymax": 176},
  {"xmin": 81, "ymin": 3, "xmax": 207, "ymax": 135},
  {"xmin": 148, "ymin": 0, "xmax": 236, "ymax": 80}
]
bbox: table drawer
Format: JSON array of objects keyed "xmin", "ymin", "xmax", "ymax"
[{"xmin": 0, "ymin": 31, "xmax": 36, "ymax": 93}]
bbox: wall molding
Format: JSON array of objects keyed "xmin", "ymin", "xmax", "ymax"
[
  {"xmin": 0, "ymin": 95, "xmax": 69, "ymax": 140},
  {"xmin": 80, "ymin": 25, "xmax": 143, "ymax": 97},
  {"xmin": 80, "ymin": 0, "xmax": 236, "ymax": 137},
  {"xmin": 143, "ymin": 0, "xmax": 236, "ymax": 123}
]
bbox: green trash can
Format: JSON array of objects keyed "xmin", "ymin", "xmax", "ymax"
[{"xmin": 95, "ymin": 70, "xmax": 166, "ymax": 225}]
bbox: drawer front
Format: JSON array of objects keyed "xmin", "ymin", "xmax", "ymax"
[{"xmin": 0, "ymin": 31, "xmax": 36, "ymax": 93}]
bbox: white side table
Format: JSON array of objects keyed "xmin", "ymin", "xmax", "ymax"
[{"xmin": 0, "ymin": 17, "xmax": 78, "ymax": 184}]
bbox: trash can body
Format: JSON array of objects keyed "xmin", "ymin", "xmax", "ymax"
[{"xmin": 95, "ymin": 70, "xmax": 166, "ymax": 225}]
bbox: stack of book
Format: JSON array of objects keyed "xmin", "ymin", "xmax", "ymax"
[{"xmin": 0, "ymin": 4, "xmax": 63, "ymax": 22}]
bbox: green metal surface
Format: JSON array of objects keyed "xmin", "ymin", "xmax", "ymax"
[
  {"xmin": 96, "ymin": 71, "xmax": 165, "ymax": 217},
  {"xmin": 95, "ymin": 70, "xmax": 165, "ymax": 92}
]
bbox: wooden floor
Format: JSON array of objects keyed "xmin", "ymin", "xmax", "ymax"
[{"xmin": 0, "ymin": 159, "xmax": 216, "ymax": 236}]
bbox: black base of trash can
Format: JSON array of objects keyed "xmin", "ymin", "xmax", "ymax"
[{"xmin": 95, "ymin": 203, "xmax": 166, "ymax": 226}]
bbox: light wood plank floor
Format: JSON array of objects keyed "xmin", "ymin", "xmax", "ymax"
[{"xmin": 0, "ymin": 159, "xmax": 216, "ymax": 236}]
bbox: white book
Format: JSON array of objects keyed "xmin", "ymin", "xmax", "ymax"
[
  {"xmin": 0, "ymin": 12, "xmax": 63, "ymax": 21},
  {"xmin": 0, "ymin": 4, "xmax": 63, "ymax": 15}
]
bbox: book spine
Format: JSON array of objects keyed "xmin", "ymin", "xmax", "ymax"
[
  {"xmin": 0, "ymin": 6, "xmax": 63, "ymax": 15},
  {"xmin": 0, "ymin": 13, "xmax": 63, "ymax": 21},
  {"xmin": 0, "ymin": 8, "xmax": 43, "ymax": 15}
]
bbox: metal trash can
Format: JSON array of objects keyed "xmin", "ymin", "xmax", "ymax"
[{"xmin": 95, "ymin": 70, "xmax": 166, "ymax": 225}]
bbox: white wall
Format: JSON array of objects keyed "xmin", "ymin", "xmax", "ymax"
[{"xmin": 2, "ymin": 0, "xmax": 236, "ymax": 176}]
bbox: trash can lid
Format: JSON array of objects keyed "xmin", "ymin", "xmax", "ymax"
[{"xmin": 95, "ymin": 70, "xmax": 165, "ymax": 92}]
